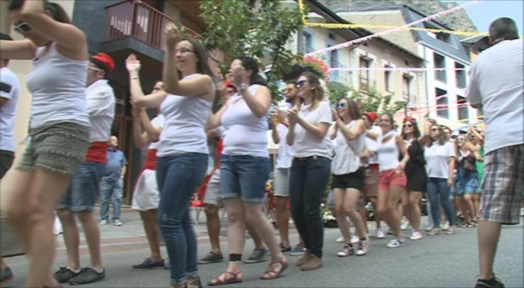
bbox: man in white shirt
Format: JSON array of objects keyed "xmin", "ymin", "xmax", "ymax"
[
  {"xmin": 466, "ymin": 17, "xmax": 523, "ymax": 288},
  {"xmin": 0, "ymin": 32, "xmax": 20, "ymax": 287},
  {"xmin": 55, "ymin": 53, "xmax": 116, "ymax": 285}
]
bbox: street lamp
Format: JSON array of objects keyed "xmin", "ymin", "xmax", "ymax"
[{"xmin": 395, "ymin": 99, "xmax": 408, "ymax": 117}]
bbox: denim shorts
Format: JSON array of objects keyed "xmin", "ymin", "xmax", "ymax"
[
  {"xmin": 220, "ymin": 154, "xmax": 270, "ymax": 203},
  {"xmin": 58, "ymin": 161, "xmax": 105, "ymax": 212},
  {"xmin": 17, "ymin": 122, "xmax": 90, "ymax": 175}
]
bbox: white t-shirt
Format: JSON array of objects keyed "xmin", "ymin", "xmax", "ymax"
[
  {"xmin": 148, "ymin": 114, "xmax": 165, "ymax": 150},
  {"xmin": 0, "ymin": 67, "xmax": 19, "ymax": 152},
  {"xmin": 291, "ymin": 101, "xmax": 333, "ymax": 159},
  {"xmin": 332, "ymin": 120, "xmax": 365, "ymax": 175},
  {"xmin": 365, "ymin": 125, "xmax": 381, "ymax": 165},
  {"xmin": 85, "ymin": 79, "xmax": 115, "ymax": 142},
  {"xmin": 221, "ymin": 85, "xmax": 268, "ymax": 158},
  {"xmin": 424, "ymin": 141, "xmax": 455, "ymax": 179},
  {"xmin": 275, "ymin": 123, "xmax": 293, "ymax": 169},
  {"xmin": 467, "ymin": 39, "xmax": 524, "ymax": 154}
]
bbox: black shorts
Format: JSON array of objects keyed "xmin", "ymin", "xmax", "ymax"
[
  {"xmin": 331, "ymin": 168, "xmax": 365, "ymax": 191},
  {"xmin": 0, "ymin": 150, "xmax": 15, "ymax": 179}
]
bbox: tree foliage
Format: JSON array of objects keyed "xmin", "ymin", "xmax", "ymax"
[
  {"xmin": 199, "ymin": 0, "xmax": 304, "ymax": 101},
  {"xmin": 328, "ymin": 85, "xmax": 404, "ymax": 115}
]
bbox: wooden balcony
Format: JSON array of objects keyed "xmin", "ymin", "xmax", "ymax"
[{"xmin": 104, "ymin": 0, "xmax": 202, "ymax": 51}]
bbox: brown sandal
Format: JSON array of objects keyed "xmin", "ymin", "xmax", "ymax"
[
  {"xmin": 260, "ymin": 259, "xmax": 288, "ymax": 280},
  {"xmin": 208, "ymin": 271, "xmax": 242, "ymax": 286}
]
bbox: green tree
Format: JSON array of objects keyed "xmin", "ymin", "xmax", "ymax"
[
  {"xmin": 199, "ymin": 0, "xmax": 304, "ymax": 101},
  {"xmin": 328, "ymin": 85, "xmax": 403, "ymax": 114}
]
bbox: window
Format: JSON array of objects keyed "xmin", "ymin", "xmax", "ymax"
[
  {"xmin": 359, "ymin": 57, "xmax": 370, "ymax": 91},
  {"xmin": 327, "ymin": 46, "xmax": 339, "ymax": 82},
  {"xmin": 403, "ymin": 74, "xmax": 412, "ymax": 102},
  {"xmin": 457, "ymin": 96, "xmax": 469, "ymax": 123},
  {"xmin": 434, "ymin": 53, "xmax": 447, "ymax": 82},
  {"xmin": 303, "ymin": 31, "xmax": 313, "ymax": 53},
  {"xmin": 455, "ymin": 62, "xmax": 467, "ymax": 89},
  {"xmin": 436, "ymin": 88, "xmax": 448, "ymax": 119},
  {"xmin": 384, "ymin": 66, "xmax": 393, "ymax": 92}
]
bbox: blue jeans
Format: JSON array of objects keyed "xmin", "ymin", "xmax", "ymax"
[
  {"xmin": 289, "ymin": 156, "xmax": 331, "ymax": 258},
  {"xmin": 100, "ymin": 177, "xmax": 123, "ymax": 221},
  {"xmin": 220, "ymin": 155, "xmax": 270, "ymax": 203},
  {"xmin": 59, "ymin": 161, "xmax": 105, "ymax": 212},
  {"xmin": 156, "ymin": 153, "xmax": 208, "ymax": 285},
  {"xmin": 427, "ymin": 178, "xmax": 455, "ymax": 228}
]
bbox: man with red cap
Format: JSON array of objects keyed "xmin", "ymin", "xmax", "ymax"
[{"xmin": 54, "ymin": 53, "xmax": 116, "ymax": 285}]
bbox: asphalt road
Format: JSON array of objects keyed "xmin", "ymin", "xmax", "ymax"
[{"xmin": 4, "ymin": 210, "xmax": 523, "ymax": 288}]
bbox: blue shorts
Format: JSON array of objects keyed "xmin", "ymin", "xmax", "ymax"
[
  {"xmin": 220, "ymin": 155, "xmax": 270, "ymax": 203},
  {"xmin": 58, "ymin": 161, "xmax": 105, "ymax": 212}
]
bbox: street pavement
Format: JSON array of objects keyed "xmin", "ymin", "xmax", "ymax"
[{"xmin": 4, "ymin": 208, "xmax": 523, "ymax": 288}]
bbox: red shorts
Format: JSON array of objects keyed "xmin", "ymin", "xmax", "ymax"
[{"xmin": 379, "ymin": 169, "xmax": 407, "ymax": 190}]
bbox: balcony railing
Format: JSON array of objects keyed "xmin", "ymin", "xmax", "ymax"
[{"xmin": 105, "ymin": 0, "xmax": 201, "ymax": 51}]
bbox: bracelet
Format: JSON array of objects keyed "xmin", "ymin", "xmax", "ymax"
[{"xmin": 130, "ymin": 77, "xmax": 138, "ymax": 80}]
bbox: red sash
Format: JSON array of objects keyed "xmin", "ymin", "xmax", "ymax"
[
  {"xmin": 142, "ymin": 149, "xmax": 158, "ymax": 171},
  {"xmin": 214, "ymin": 139, "xmax": 224, "ymax": 169},
  {"xmin": 85, "ymin": 142, "xmax": 108, "ymax": 164}
]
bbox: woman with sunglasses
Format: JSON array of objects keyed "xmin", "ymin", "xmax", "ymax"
[
  {"xmin": 1, "ymin": 1, "xmax": 91, "ymax": 287},
  {"xmin": 330, "ymin": 98, "xmax": 369, "ymax": 257},
  {"xmin": 401, "ymin": 117, "xmax": 426, "ymax": 241},
  {"xmin": 284, "ymin": 72, "xmax": 332, "ymax": 270},
  {"xmin": 127, "ymin": 66, "xmax": 168, "ymax": 270},
  {"xmin": 424, "ymin": 123, "xmax": 457, "ymax": 236},
  {"xmin": 130, "ymin": 24, "xmax": 215, "ymax": 288},
  {"xmin": 207, "ymin": 56, "xmax": 286, "ymax": 285}
]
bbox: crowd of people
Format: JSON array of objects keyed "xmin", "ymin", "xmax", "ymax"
[{"xmin": 0, "ymin": 1, "xmax": 522, "ymax": 288}]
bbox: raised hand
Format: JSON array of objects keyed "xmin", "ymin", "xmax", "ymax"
[
  {"xmin": 164, "ymin": 22, "xmax": 181, "ymax": 50},
  {"xmin": 231, "ymin": 66, "xmax": 248, "ymax": 88},
  {"xmin": 126, "ymin": 54, "xmax": 141, "ymax": 72}
]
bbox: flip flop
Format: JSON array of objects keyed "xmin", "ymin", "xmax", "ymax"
[{"xmin": 208, "ymin": 271, "xmax": 242, "ymax": 286}]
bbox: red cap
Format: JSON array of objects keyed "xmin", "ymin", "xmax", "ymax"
[
  {"xmin": 403, "ymin": 117, "xmax": 416, "ymax": 124},
  {"xmin": 364, "ymin": 112, "xmax": 378, "ymax": 123},
  {"xmin": 90, "ymin": 53, "xmax": 115, "ymax": 73},
  {"xmin": 223, "ymin": 80, "xmax": 235, "ymax": 88}
]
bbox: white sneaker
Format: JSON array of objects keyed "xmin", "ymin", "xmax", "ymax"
[
  {"xmin": 356, "ymin": 237, "xmax": 369, "ymax": 256},
  {"xmin": 337, "ymin": 244, "xmax": 354, "ymax": 257},
  {"xmin": 114, "ymin": 220, "xmax": 123, "ymax": 226},
  {"xmin": 350, "ymin": 236, "xmax": 359, "ymax": 244},
  {"xmin": 410, "ymin": 231, "xmax": 423, "ymax": 241},
  {"xmin": 386, "ymin": 238, "xmax": 405, "ymax": 248},
  {"xmin": 424, "ymin": 225, "xmax": 433, "ymax": 232},
  {"xmin": 401, "ymin": 221, "xmax": 411, "ymax": 231},
  {"xmin": 376, "ymin": 229, "xmax": 385, "ymax": 239},
  {"xmin": 442, "ymin": 222, "xmax": 450, "ymax": 231},
  {"xmin": 520, "ymin": 207, "xmax": 524, "ymax": 217},
  {"xmin": 336, "ymin": 236, "xmax": 344, "ymax": 243},
  {"xmin": 100, "ymin": 220, "xmax": 107, "ymax": 225}
]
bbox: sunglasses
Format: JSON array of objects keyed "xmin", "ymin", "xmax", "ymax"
[
  {"xmin": 174, "ymin": 47, "xmax": 194, "ymax": 54},
  {"xmin": 403, "ymin": 124, "xmax": 413, "ymax": 128},
  {"xmin": 295, "ymin": 80, "xmax": 308, "ymax": 88},
  {"xmin": 336, "ymin": 103, "xmax": 347, "ymax": 109},
  {"xmin": 14, "ymin": 22, "xmax": 32, "ymax": 34},
  {"xmin": 431, "ymin": 128, "xmax": 438, "ymax": 132}
]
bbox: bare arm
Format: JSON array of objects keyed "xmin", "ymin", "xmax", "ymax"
[
  {"xmin": 0, "ymin": 39, "xmax": 36, "ymax": 60},
  {"xmin": 140, "ymin": 113, "xmax": 162, "ymax": 143},
  {"xmin": 286, "ymin": 124, "xmax": 296, "ymax": 146},
  {"xmin": 239, "ymin": 85, "xmax": 271, "ymax": 118},
  {"xmin": 129, "ymin": 74, "xmax": 168, "ymax": 109},
  {"xmin": 272, "ymin": 119, "xmax": 280, "ymax": 144},
  {"xmin": 21, "ymin": 0, "xmax": 87, "ymax": 60},
  {"xmin": 366, "ymin": 129, "xmax": 379, "ymax": 141},
  {"xmin": 206, "ymin": 103, "xmax": 228, "ymax": 130},
  {"xmin": 469, "ymin": 126, "xmax": 484, "ymax": 146},
  {"xmin": 330, "ymin": 124, "xmax": 338, "ymax": 140},
  {"xmin": 337, "ymin": 119, "xmax": 366, "ymax": 142},
  {"xmin": 132, "ymin": 113, "xmax": 150, "ymax": 149}
]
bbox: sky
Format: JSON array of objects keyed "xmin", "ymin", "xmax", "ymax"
[{"xmin": 443, "ymin": 0, "xmax": 524, "ymax": 34}]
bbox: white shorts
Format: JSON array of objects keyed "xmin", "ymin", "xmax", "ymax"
[
  {"xmin": 274, "ymin": 167, "xmax": 290, "ymax": 197},
  {"xmin": 203, "ymin": 168, "xmax": 222, "ymax": 207},
  {"xmin": 131, "ymin": 169, "xmax": 160, "ymax": 211}
]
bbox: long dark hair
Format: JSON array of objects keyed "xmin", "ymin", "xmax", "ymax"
[
  {"xmin": 234, "ymin": 56, "xmax": 267, "ymax": 87},
  {"xmin": 8, "ymin": 0, "xmax": 71, "ymax": 23},
  {"xmin": 401, "ymin": 119, "xmax": 421, "ymax": 140},
  {"xmin": 179, "ymin": 38, "xmax": 214, "ymax": 78}
]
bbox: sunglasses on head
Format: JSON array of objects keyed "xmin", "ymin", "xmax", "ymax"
[
  {"xmin": 14, "ymin": 22, "xmax": 32, "ymax": 34},
  {"xmin": 295, "ymin": 80, "xmax": 308, "ymax": 88},
  {"xmin": 336, "ymin": 102, "xmax": 347, "ymax": 109}
]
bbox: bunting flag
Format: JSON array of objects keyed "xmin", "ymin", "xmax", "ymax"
[
  {"xmin": 305, "ymin": 0, "xmax": 480, "ymax": 56},
  {"xmin": 329, "ymin": 67, "xmax": 466, "ymax": 72}
]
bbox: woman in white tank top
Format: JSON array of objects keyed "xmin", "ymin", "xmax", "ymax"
[
  {"xmin": 207, "ymin": 56, "xmax": 287, "ymax": 285},
  {"xmin": 367, "ymin": 113, "xmax": 409, "ymax": 249},
  {"xmin": 330, "ymin": 98, "xmax": 369, "ymax": 257},
  {"xmin": 129, "ymin": 24, "xmax": 215, "ymax": 288},
  {"xmin": 0, "ymin": 1, "xmax": 90, "ymax": 287}
]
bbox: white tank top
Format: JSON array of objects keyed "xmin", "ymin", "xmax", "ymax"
[
  {"xmin": 221, "ymin": 84, "xmax": 269, "ymax": 158},
  {"xmin": 332, "ymin": 120, "xmax": 365, "ymax": 175},
  {"xmin": 26, "ymin": 42, "xmax": 89, "ymax": 128},
  {"xmin": 377, "ymin": 130, "xmax": 400, "ymax": 172},
  {"xmin": 157, "ymin": 74, "xmax": 214, "ymax": 157}
]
